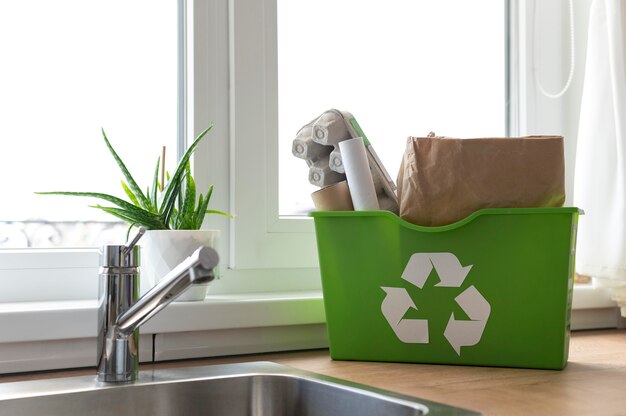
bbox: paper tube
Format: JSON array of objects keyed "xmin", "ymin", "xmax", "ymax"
[
  {"xmin": 339, "ymin": 137, "xmax": 379, "ymax": 210},
  {"xmin": 311, "ymin": 180, "xmax": 354, "ymax": 211}
]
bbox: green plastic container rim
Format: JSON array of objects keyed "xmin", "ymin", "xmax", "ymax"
[{"xmin": 310, "ymin": 207, "xmax": 582, "ymax": 233}]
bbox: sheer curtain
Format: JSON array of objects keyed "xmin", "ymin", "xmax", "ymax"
[{"xmin": 574, "ymin": 0, "xmax": 626, "ymax": 315}]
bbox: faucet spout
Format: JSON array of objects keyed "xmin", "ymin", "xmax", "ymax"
[
  {"xmin": 96, "ymin": 244, "xmax": 219, "ymax": 383},
  {"xmin": 115, "ymin": 246, "xmax": 219, "ymax": 336}
]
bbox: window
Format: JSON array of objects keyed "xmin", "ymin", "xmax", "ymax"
[
  {"xmin": 278, "ymin": 0, "xmax": 505, "ymax": 215},
  {"xmin": 228, "ymin": 0, "xmax": 505, "ymax": 270},
  {"xmin": 229, "ymin": 0, "xmax": 619, "ymax": 324},
  {"xmin": 0, "ymin": 0, "xmax": 178, "ymax": 249},
  {"xmin": 2, "ymin": 0, "xmax": 581, "ymax": 300}
]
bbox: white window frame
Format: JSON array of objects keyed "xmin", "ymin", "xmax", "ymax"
[
  {"xmin": 0, "ymin": 0, "xmax": 620, "ymax": 374},
  {"xmin": 0, "ymin": 0, "xmax": 321, "ymax": 301},
  {"xmin": 0, "ymin": 0, "xmax": 326, "ymax": 375},
  {"xmin": 227, "ymin": 0, "xmax": 319, "ymax": 272}
]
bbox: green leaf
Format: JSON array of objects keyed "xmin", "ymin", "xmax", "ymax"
[
  {"xmin": 160, "ymin": 124, "xmax": 213, "ymax": 220},
  {"xmin": 163, "ymin": 180, "xmax": 182, "ymax": 226},
  {"xmin": 151, "ymin": 156, "xmax": 160, "ymax": 209},
  {"xmin": 205, "ymin": 183, "xmax": 213, "ymax": 204},
  {"xmin": 121, "ymin": 181, "xmax": 140, "ymax": 207},
  {"xmin": 176, "ymin": 211, "xmax": 193, "ymax": 230},
  {"xmin": 194, "ymin": 193, "xmax": 205, "ymax": 229},
  {"xmin": 177, "ymin": 174, "xmax": 183, "ymax": 216},
  {"xmin": 181, "ymin": 162, "xmax": 196, "ymax": 220},
  {"xmin": 194, "ymin": 189, "xmax": 212, "ymax": 229},
  {"xmin": 37, "ymin": 191, "xmax": 141, "ymax": 212},
  {"xmin": 126, "ymin": 226, "xmax": 133, "ymax": 241},
  {"xmin": 125, "ymin": 223, "xmax": 139, "ymax": 241},
  {"xmin": 205, "ymin": 209, "xmax": 234, "ymax": 219},
  {"xmin": 101, "ymin": 128, "xmax": 152, "ymax": 210},
  {"xmin": 36, "ymin": 191, "xmax": 166, "ymax": 228},
  {"xmin": 37, "ymin": 124, "xmax": 229, "ymax": 230},
  {"xmin": 92, "ymin": 206, "xmax": 167, "ymax": 230}
]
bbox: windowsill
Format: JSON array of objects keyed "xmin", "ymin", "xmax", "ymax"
[
  {"xmin": 0, "ymin": 291, "xmax": 326, "ymax": 344},
  {"xmin": 0, "ymin": 284, "xmax": 617, "ymax": 344},
  {"xmin": 0, "ymin": 291, "xmax": 328, "ymax": 373},
  {"xmin": 0, "ymin": 285, "xmax": 621, "ymax": 374},
  {"xmin": 571, "ymin": 284, "xmax": 617, "ymax": 309}
]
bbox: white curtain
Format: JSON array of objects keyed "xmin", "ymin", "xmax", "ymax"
[{"xmin": 574, "ymin": 0, "xmax": 626, "ymax": 315}]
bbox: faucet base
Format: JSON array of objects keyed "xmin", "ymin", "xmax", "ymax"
[{"xmin": 97, "ymin": 371, "xmax": 137, "ymax": 383}]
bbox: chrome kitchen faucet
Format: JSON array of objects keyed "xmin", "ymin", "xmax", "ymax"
[{"xmin": 96, "ymin": 228, "xmax": 219, "ymax": 382}]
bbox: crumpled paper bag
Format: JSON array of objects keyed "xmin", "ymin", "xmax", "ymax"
[{"xmin": 397, "ymin": 135, "xmax": 566, "ymax": 226}]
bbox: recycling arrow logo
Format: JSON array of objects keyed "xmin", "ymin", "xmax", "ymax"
[{"xmin": 381, "ymin": 252, "xmax": 491, "ymax": 355}]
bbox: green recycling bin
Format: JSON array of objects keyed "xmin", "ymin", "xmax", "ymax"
[{"xmin": 310, "ymin": 208, "xmax": 581, "ymax": 370}]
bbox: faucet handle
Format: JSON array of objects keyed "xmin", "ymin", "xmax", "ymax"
[
  {"xmin": 122, "ymin": 227, "xmax": 146, "ymax": 257},
  {"xmin": 101, "ymin": 227, "xmax": 146, "ymax": 269}
]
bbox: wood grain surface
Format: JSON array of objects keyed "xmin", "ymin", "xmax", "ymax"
[{"xmin": 2, "ymin": 329, "xmax": 625, "ymax": 415}]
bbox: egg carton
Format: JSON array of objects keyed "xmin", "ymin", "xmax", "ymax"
[{"xmin": 292, "ymin": 109, "xmax": 398, "ymax": 212}]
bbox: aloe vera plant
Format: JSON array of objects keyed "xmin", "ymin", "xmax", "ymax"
[{"xmin": 38, "ymin": 124, "xmax": 231, "ymax": 230}]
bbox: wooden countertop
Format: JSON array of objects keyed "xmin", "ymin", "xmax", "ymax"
[{"xmin": 2, "ymin": 329, "xmax": 626, "ymax": 415}]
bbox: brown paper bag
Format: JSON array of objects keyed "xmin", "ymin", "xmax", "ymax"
[{"xmin": 397, "ymin": 135, "xmax": 566, "ymax": 226}]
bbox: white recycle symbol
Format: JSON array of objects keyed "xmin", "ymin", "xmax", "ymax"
[{"xmin": 381, "ymin": 252, "xmax": 491, "ymax": 355}]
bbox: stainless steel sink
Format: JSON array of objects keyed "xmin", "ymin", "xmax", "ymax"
[{"xmin": 0, "ymin": 362, "xmax": 479, "ymax": 415}]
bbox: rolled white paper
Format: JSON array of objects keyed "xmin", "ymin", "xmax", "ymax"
[{"xmin": 339, "ymin": 137, "xmax": 379, "ymax": 210}]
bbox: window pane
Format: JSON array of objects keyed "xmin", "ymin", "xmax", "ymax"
[
  {"xmin": 278, "ymin": 0, "xmax": 505, "ymax": 215},
  {"xmin": 0, "ymin": 1, "xmax": 178, "ymax": 247}
]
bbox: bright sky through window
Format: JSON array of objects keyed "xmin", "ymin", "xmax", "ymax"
[
  {"xmin": 278, "ymin": 0, "xmax": 504, "ymax": 215},
  {"xmin": 0, "ymin": 1, "xmax": 178, "ymax": 247}
]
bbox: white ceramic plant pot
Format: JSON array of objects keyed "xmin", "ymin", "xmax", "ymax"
[{"xmin": 140, "ymin": 229, "xmax": 220, "ymax": 301}]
